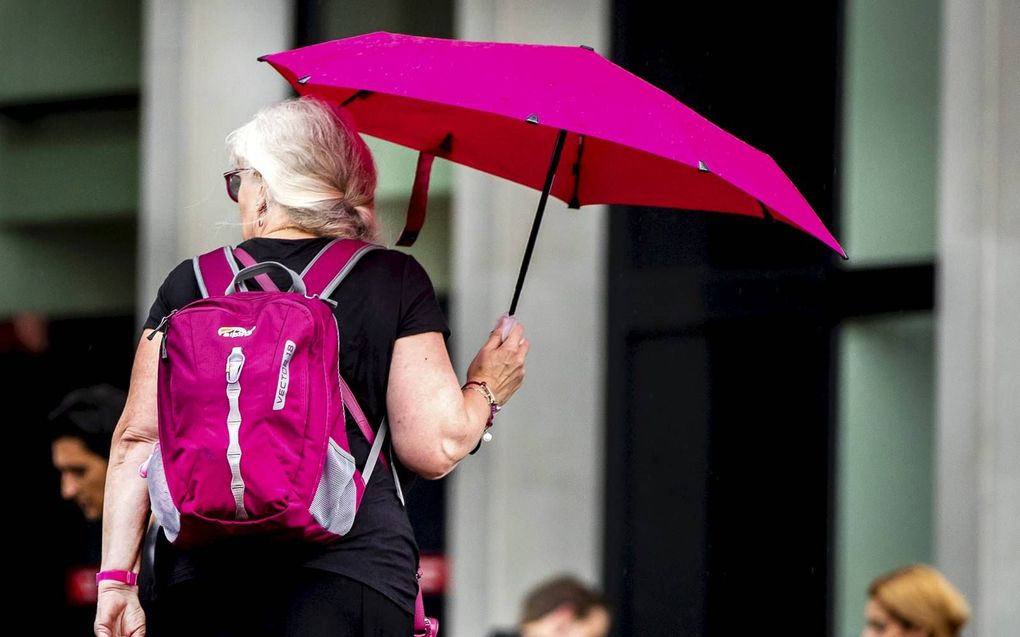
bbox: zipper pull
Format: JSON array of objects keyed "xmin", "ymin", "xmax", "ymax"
[
  {"xmin": 147, "ymin": 316, "xmax": 168, "ymax": 340},
  {"xmin": 147, "ymin": 309, "xmax": 178, "ymax": 340}
]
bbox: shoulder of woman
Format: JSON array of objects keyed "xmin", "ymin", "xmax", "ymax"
[
  {"xmin": 357, "ymin": 246, "xmax": 418, "ymax": 273},
  {"xmin": 165, "ymin": 258, "xmax": 198, "ymax": 285},
  {"xmin": 157, "ymin": 258, "xmax": 203, "ymax": 300}
]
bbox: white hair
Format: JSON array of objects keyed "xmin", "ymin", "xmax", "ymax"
[{"xmin": 226, "ymin": 97, "xmax": 378, "ymax": 241}]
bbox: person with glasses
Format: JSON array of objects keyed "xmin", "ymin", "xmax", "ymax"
[{"xmin": 95, "ymin": 97, "xmax": 529, "ymax": 637}]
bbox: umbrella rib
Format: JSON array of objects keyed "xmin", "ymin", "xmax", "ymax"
[
  {"xmin": 341, "ymin": 90, "xmax": 372, "ymax": 107},
  {"xmin": 509, "ymin": 129, "xmax": 569, "ymax": 316},
  {"xmin": 568, "ymin": 134, "xmax": 585, "ymax": 209}
]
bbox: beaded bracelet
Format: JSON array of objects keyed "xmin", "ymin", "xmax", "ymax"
[{"xmin": 462, "ymin": 380, "xmax": 500, "ymax": 442}]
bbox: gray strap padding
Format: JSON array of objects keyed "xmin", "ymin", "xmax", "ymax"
[
  {"xmin": 225, "ymin": 245, "xmax": 246, "ymax": 291},
  {"xmin": 225, "ymin": 347, "xmax": 248, "ymax": 521},
  {"xmin": 193, "ymin": 247, "xmax": 241, "ymax": 297},
  {"xmin": 361, "ymin": 419, "xmax": 389, "ymax": 486},
  {"xmin": 300, "ymin": 238, "xmax": 339, "ymax": 277},
  {"xmin": 224, "ymin": 246, "xmax": 240, "ymax": 276},
  {"xmin": 390, "ymin": 446, "xmax": 405, "ymax": 507},
  {"xmin": 192, "ymin": 257, "xmax": 209, "ymax": 299},
  {"xmin": 319, "ymin": 244, "xmax": 384, "ymax": 299}
]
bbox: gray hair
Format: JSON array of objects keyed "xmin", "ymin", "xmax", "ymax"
[{"xmin": 226, "ymin": 97, "xmax": 378, "ymax": 242}]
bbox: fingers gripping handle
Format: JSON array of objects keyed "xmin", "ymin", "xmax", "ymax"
[{"xmin": 500, "ymin": 314, "xmax": 518, "ymax": 342}]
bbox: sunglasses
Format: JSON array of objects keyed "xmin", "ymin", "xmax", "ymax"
[{"xmin": 223, "ymin": 168, "xmax": 253, "ymax": 202}]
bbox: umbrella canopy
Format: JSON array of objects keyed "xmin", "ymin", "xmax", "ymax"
[{"xmin": 260, "ymin": 31, "xmax": 844, "ymax": 259}]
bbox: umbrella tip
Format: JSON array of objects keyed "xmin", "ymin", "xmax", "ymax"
[
  {"xmin": 698, "ymin": 160, "xmax": 710, "ymax": 173},
  {"xmin": 297, "ymin": 75, "xmax": 311, "ymax": 85},
  {"xmin": 526, "ymin": 113, "xmax": 540, "ymax": 125},
  {"xmin": 579, "ymin": 44, "xmax": 595, "ymax": 52}
]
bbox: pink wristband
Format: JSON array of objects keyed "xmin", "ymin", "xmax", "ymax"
[{"xmin": 96, "ymin": 570, "xmax": 138, "ymax": 586}]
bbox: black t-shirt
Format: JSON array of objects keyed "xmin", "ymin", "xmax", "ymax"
[{"xmin": 143, "ymin": 237, "xmax": 450, "ymax": 613}]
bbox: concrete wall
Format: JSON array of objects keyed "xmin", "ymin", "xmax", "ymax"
[
  {"xmin": 448, "ymin": 1, "xmax": 608, "ymax": 634},
  {"xmin": 937, "ymin": 1, "xmax": 1020, "ymax": 635},
  {"xmin": 139, "ymin": 0, "xmax": 292, "ymax": 324}
]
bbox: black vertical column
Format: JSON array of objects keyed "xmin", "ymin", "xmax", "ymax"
[{"xmin": 605, "ymin": 3, "xmax": 842, "ymax": 636}]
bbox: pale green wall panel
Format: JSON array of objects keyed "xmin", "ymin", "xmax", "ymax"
[
  {"xmin": 367, "ymin": 136, "xmax": 453, "ymax": 201},
  {"xmin": 0, "ymin": 223, "xmax": 135, "ymax": 316},
  {"xmin": 0, "ymin": 0, "xmax": 141, "ymax": 102},
  {"xmin": 366, "ymin": 139, "xmax": 452, "ymax": 295},
  {"xmin": 376, "ymin": 191, "xmax": 451, "ymax": 295},
  {"xmin": 835, "ymin": 313, "xmax": 934, "ymax": 637},
  {"xmin": 841, "ymin": 0, "xmax": 939, "ymax": 266},
  {"xmin": 835, "ymin": 3, "xmax": 939, "ymax": 628},
  {"xmin": 0, "ymin": 110, "xmax": 138, "ymax": 223},
  {"xmin": 0, "ymin": 0, "xmax": 140, "ymax": 317}
]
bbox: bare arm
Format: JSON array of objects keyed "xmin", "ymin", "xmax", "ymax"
[
  {"xmin": 388, "ymin": 319, "xmax": 528, "ymax": 479},
  {"xmin": 93, "ymin": 332, "xmax": 161, "ymax": 637},
  {"xmin": 101, "ymin": 331, "xmax": 160, "ymax": 576}
]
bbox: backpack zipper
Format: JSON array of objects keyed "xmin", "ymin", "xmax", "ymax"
[{"xmin": 146, "ymin": 309, "xmax": 178, "ymax": 359}]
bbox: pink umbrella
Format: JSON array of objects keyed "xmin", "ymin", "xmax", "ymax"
[{"xmin": 260, "ymin": 32, "xmax": 846, "ymax": 315}]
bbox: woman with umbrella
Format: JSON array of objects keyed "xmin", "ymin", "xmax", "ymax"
[{"xmin": 95, "ymin": 97, "xmax": 528, "ymax": 636}]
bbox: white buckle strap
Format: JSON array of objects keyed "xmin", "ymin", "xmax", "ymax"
[
  {"xmin": 225, "ymin": 347, "xmax": 248, "ymax": 520},
  {"xmin": 361, "ymin": 419, "xmax": 388, "ymax": 486},
  {"xmin": 359, "ymin": 419, "xmax": 405, "ymax": 508}
]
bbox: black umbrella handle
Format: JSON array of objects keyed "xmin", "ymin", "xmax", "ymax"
[{"xmin": 509, "ymin": 129, "xmax": 569, "ymax": 317}]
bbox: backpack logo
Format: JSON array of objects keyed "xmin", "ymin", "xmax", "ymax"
[
  {"xmin": 218, "ymin": 326, "xmax": 255, "ymax": 338},
  {"xmin": 274, "ymin": 341, "xmax": 297, "ymax": 411}
]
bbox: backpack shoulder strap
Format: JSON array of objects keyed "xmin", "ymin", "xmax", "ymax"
[
  {"xmin": 233, "ymin": 246, "xmax": 279, "ymax": 292},
  {"xmin": 301, "ymin": 238, "xmax": 384, "ymax": 298},
  {"xmin": 193, "ymin": 246, "xmax": 240, "ymax": 298},
  {"xmin": 302, "ymin": 239, "xmax": 401, "ymax": 500}
]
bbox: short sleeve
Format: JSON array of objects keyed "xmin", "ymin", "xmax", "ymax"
[
  {"xmin": 142, "ymin": 259, "xmax": 203, "ymax": 331},
  {"xmin": 397, "ymin": 256, "xmax": 450, "ymax": 340}
]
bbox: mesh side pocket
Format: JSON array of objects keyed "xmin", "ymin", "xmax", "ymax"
[
  {"xmin": 146, "ymin": 443, "xmax": 182, "ymax": 543},
  {"xmin": 309, "ymin": 437, "xmax": 359, "ymax": 536}
]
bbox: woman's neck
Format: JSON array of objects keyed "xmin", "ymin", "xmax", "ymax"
[{"xmin": 258, "ymin": 225, "xmax": 318, "ymax": 240}]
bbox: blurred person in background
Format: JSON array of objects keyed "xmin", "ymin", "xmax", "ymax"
[
  {"xmin": 492, "ymin": 574, "xmax": 610, "ymax": 637},
  {"xmin": 48, "ymin": 384, "xmax": 127, "ymax": 632},
  {"xmin": 50, "ymin": 384, "xmax": 126, "ymax": 522},
  {"xmin": 863, "ymin": 564, "xmax": 970, "ymax": 637}
]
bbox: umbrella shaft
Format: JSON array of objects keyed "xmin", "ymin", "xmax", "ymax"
[{"xmin": 510, "ymin": 129, "xmax": 568, "ymax": 316}]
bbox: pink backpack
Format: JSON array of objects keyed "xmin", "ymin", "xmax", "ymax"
[{"xmin": 142, "ymin": 239, "xmax": 438, "ymax": 636}]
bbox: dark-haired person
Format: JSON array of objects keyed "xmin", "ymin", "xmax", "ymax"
[
  {"xmin": 50, "ymin": 384, "xmax": 126, "ymax": 522},
  {"xmin": 494, "ymin": 575, "xmax": 610, "ymax": 637},
  {"xmin": 48, "ymin": 384, "xmax": 127, "ymax": 633}
]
